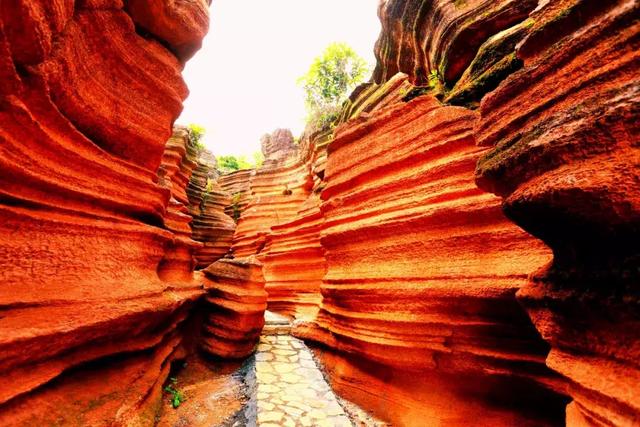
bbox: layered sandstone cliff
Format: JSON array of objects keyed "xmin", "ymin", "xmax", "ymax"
[
  {"xmin": 293, "ymin": 95, "xmax": 566, "ymax": 425},
  {"xmin": 219, "ymin": 168, "xmax": 255, "ymax": 222},
  {"xmin": 259, "ymin": 80, "xmax": 415, "ymax": 319},
  {"xmin": 260, "ymin": 129, "xmax": 331, "ymax": 319},
  {"xmin": 374, "ymin": 0, "xmax": 539, "ymax": 106},
  {"xmin": 157, "ymin": 126, "xmax": 203, "ymax": 281},
  {"xmin": 231, "ymin": 129, "xmax": 313, "ymax": 258},
  {"xmin": 200, "ymin": 257, "xmax": 268, "ymax": 358},
  {"xmin": 250, "ymin": 1, "xmax": 638, "ymax": 425},
  {"xmin": 474, "ymin": 1, "xmax": 640, "ymax": 424},
  {"xmin": 186, "ymin": 150, "xmax": 236, "ymax": 268},
  {"xmin": 0, "ymin": 1, "xmax": 210, "ymax": 425}
]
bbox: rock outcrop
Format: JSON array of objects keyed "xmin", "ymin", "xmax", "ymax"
[
  {"xmin": 200, "ymin": 257, "xmax": 268, "ymax": 358},
  {"xmin": 157, "ymin": 126, "xmax": 203, "ymax": 281},
  {"xmin": 260, "ymin": 129, "xmax": 332, "ymax": 319},
  {"xmin": 475, "ymin": 1, "xmax": 640, "ymax": 424},
  {"xmin": 293, "ymin": 95, "xmax": 566, "ymax": 424},
  {"xmin": 125, "ymin": 0, "xmax": 210, "ymax": 61},
  {"xmin": 231, "ymin": 129, "xmax": 312, "ymax": 258},
  {"xmin": 373, "ymin": 0, "xmax": 544, "ymax": 107},
  {"xmin": 187, "ymin": 150, "xmax": 237, "ymax": 268},
  {"xmin": 0, "ymin": 1, "xmax": 209, "ymax": 424},
  {"xmin": 219, "ymin": 168, "xmax": 255, "ymax": 222}
]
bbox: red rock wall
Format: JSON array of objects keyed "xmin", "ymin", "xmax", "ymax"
[
  {"xmin": 259, "ymin": 79, "xmax": 414, "ymax": 320},
  {"xmin": 373, "ymin": 0, "xmax": 537, "ymax": 87},
  {"xmin": 219, "ymin": 168, "xmax": 255, "ymax": 221},
  {"xmin": 293, "ymin": 95, "xmax": 566, "ymax": 425},
  {"xmin": 231, "ymin": 129, "xmax": 313, "ymax": 258},
  {"xmin": 474, "ymin": 1, "xmax": 640, "ymax": 425},
  {"xmin": 200, "ymin": 257, "xmax": 268, "ymax": 359},
  {"xmin": 0, "ymin": 1, "xmax": 209, "ymax": 424},
  {"xmin": 260, "ymin": 129, "xmax": 329, "ymax": 318},
  {"xmin": 186, "ymin": 150, "xmax": 236, "ymax": 268},
  {"xmin": 157, "ymin": 126, "xmax": 203, "ymax": 281}
]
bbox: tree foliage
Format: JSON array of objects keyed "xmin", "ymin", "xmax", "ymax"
[
  {"xmin": 298, "ymin": 42, "xmax": 369, "ymax": 129},
  {"xmin": 218, "ymin": 152, "xmax": 263, "ymax": 173},
  {"xmin": 188, "ymin": 123, "xmax": 206, "ymax": 149}
]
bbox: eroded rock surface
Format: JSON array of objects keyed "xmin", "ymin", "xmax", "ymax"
[
  {"xmin": 293, "ymin": 95, "xmax": 565, "ymax": 425},
  {"xmin": 201, "ymin": 258, "xmax": 268, "ymax": 359},
  {"xmin": 231, "ymin": 129, "xmax": 312, "ymax": 258},
  {"xmin": 0, "ymin": 1, "xmax": 209, "ymax": 424},
  {"xmin": 219, "ymin": 168, "xmax": 255, "ymax": 222},
  {"xmin": 475, "ymin": 1, "xmax": 640, "ymax": 424},
  {"xmin": 157, "ymin": 126, "xmax": 203, "ymax": 281},
  {"xmin": 125, "ymin": 0, "xmax": 210, "ymax": 61},
  {"xmin": 187, "ymin": 150, "xmax": 237, "ymax": 268}
]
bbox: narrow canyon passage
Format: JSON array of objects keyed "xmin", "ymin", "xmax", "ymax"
[
  {"xmin": 157, "ymin": 312, "xmax": 385, "ymax": 427},
  {"xmin": 0, "ymin": 1, "xmax": 637, "ymax": 426},
  {"xmin": 254, "ymin": 312, "xmax": 354, "ymax": 426}
]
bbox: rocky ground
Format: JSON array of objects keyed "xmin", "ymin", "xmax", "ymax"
[{"xmin": 157, "ymin": 312, "xmax": 387, "ymax": 426}]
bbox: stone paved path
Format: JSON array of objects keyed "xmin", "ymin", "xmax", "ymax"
[{"xmin": 254, "ymin": 312, "xmax": 353, "ymax": 427}]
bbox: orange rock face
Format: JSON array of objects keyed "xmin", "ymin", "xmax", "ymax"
[
  {"xmin": 157, "ymin": 126, "xmax": 203, "ymax": 281},
  {"xmin": 0, "ymin": 1, "xmax": 208, "ymax": 424},
  {"xmin": 125, "ymin": 0, "xmax": 210, "ymax": 61},
  {"xmin": 292, "ymin": 95, "xmax": 566, "ymax": 424},
  {"xmin": 200, "ymin": 257, "xmax": 268, "ymax": 358},
  {"xmin": 260, "ymin": 128, "xmax": 332, "ymax": 318},
  {"xmin": 187, "ymin": 150, "xmax": 236, "ymax": 268},
  {"xmin": 261, "ymin": 194, "xmax": 324, "ymax": 319},
  {"xmin": 475, "ymin": 0, "xmax": 640, "ymax": 424},
  {"xmin": 231, "ymin": 129, "xmax": 312, "ymax": 258},
  {"xmin": 219, "ymin": 168, "xmax": 255, "ymax": 221},
  {"xmin": 373, "ymin": 0, "xmax": 537, "ymax": 89}
]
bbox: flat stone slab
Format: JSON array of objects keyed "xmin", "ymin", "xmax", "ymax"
[{"xmin": 255, "ymin": 314, "xmax": 354, "ymax": 426}]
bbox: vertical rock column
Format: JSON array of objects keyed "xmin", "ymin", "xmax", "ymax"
[
  {"xmin": 157, "ymin": 126, "xmax": 203, "ymax": 281},
  {"xmin": 200, "ymin": 257, "xmax": 268, "ymax": 358},
  {"xmin": 474, "ymin": 1, "xmax": 640, "ymax": 425}
]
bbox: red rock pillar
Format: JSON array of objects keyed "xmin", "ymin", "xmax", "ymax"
[{"xmin": 200, "ymin": 257, "xmax": 268, "ymax": 358}]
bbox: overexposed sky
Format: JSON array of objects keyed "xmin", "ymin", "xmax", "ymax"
[{"xmin": 176, "ymin": 0, "xmax": 381, "ymax": 157}]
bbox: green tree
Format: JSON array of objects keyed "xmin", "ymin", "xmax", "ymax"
[
  {"xmin": 217, "ymin": 151, "xmax": 266, "ymax": 173},
  {"xmin": 188, "ymin": 123, "xmax": 206, "ymax": 149},
  {"xmin": 253, "ymin": 151, "xmax": 264, "ymax": 168},
  {"xmin": 218, "ymin": 154, "xmax": 262, "ymax": 173},
  {"xmin": 298, "ymin": 42, "xmax": 369, "ymax": 129}
]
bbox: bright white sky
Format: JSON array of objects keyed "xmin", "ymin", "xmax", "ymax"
[{"xmin": 176, "ymin": 0, "xmax": 381, "ymax": 157}]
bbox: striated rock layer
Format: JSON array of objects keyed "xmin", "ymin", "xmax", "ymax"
[
  {"xmin": 200, "ymin": 257, "xmax": 268, "ymax": 358},
  {"xmin": 219, "ymin": 168, "xmax": 255, "ymax": 222},
  {"xmin": 259, "ymin": 80, "xmax": 415, "ymax": 320},
  {"xmin": 295, "ymin": 95, "xmax": 567, "ymax": 424},
  {"xmin": 372, "ymin": 0, "xmax": 546, "ymax": 107},
  {"xmin": 187, "ymin": 150, "xmax": 236, "ymax": 268},
  {"xmin": 0, "ymin": 1, "xmax": 209, "ymax": 424},
  {"xmin": 373, "ymin": 0, "xmax": 536, "ymax": 87},
  {"xmin": 125, "ymin": 0, "xmax": 210, "ymax": 61},
  {"xmin": 231, "ymin": 129, "xmax": 312, "ymax": 258},
  {"xmin": 157, "ymin": 126, "xmax": 203, "ymax": 281},
  {"xmin": 260, "ymin": 129, "xmax": 331, "ymax": 319},
  {"xmin": 475, "ymin": 0, "xmax": 640, "ymax": 424}
]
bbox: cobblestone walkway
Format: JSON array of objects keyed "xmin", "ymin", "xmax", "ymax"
[{"xmin": 254, "ymin": 312, "xmax": 353, "ymax": 426}]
